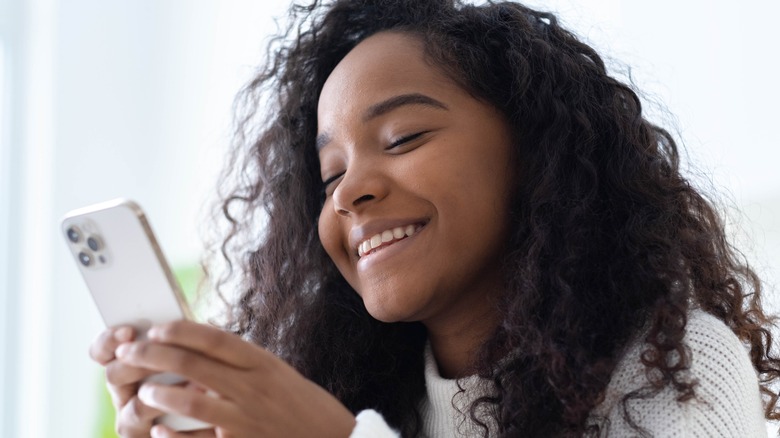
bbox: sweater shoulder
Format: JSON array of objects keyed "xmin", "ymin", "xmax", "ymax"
[{"xmin": 591, "ymin": 309, "xmax": 766, "ymax": 437}]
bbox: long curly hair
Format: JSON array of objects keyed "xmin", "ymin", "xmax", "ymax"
[{"xmin": 210, "ymin": 0, "xmax": 780, "ymax": 436}]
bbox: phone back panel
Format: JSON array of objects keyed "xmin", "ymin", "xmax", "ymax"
[{"xmin": 62, "ymin": 199, "xmax": 191, "ymax": 331}]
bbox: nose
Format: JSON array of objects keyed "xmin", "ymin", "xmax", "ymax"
[{"xmin": 331, "ymin": 161, "xmax": 388, "ymax": 216}]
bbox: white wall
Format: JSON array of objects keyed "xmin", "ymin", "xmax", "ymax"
[
  {"xmin": 1, "ymin": 1, "xmax": 778, "ymax": 437},
  {"xmin": 523, "ymin": 0, "xmax": 780, "ymax": 310},
  {"xmin": 0, "ymin": 27, "xmax": 12, "ymax": 438},
  {"xmin": 2, "ymin": 1, "xmax": 288, "ymax": 437}
]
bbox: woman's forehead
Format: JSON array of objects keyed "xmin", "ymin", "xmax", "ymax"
[{"xmin": 316, "ymin": 32, "xmax": 460, "ymax": 131}]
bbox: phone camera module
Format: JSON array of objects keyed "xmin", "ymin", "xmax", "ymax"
[
  {"xmin": 66, "ymin": 227, "xmax": 81, "ymax": 243},
  {"xmin": 78, "ymin": 251, "xmax": 93, "ymax": 267},
  {"xmin": 87, "ymin": 236, "xmax": 101, "ymax": 251}
]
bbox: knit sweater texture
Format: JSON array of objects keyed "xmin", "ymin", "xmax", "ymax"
[{"xmin": 349, "ymin": 309, "xmax": 767, "ymax": 437}]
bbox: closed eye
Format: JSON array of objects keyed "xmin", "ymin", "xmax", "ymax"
[
  {"xmin": 322, "ymin": 172, "xmax": 344, "ymax": 188},
  {"xmin": 388, "ymin": 131, "xmax": 428, "ymax": 149},
  {"xmin": 321, "ymin": 130, "xmax": 429, "ymax": 194}
]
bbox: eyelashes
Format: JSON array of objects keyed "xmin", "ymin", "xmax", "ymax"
[
  {"xmin": 388, "ymin": 131, "xmax": 426, "ymax": 149},
  {"xmin": 321, "ymin": 131, "xmax": 429, "ymax": 191},
  {"xmin": 322, "ymin": 173, "xmax": 344, "ymax": 188}
]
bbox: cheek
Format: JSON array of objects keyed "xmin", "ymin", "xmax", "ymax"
[
  {"xmin": 317, "ymin": 207, "xmax": 352, "ymax": 278},
  {"xmin": 317, "ymin": 209, "xmax": 338, "ymax": 260}
]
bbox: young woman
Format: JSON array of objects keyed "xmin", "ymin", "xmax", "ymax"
[{"xmin": 89, "ymin": 0, "xmax": 780, "ymax": 436}]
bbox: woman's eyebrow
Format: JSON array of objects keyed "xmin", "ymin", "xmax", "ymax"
[
  {"xmin": 362, "ymin": 92, "xmax": 449, "ymax": 122},
  {"xmin": 316, "ymin": 93, "xmax": 448, "ymax": 152}
]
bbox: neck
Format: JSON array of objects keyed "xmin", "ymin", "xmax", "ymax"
[{"xmin": 424, "ymin": 294, "xmax": 500, "ymax": 379}]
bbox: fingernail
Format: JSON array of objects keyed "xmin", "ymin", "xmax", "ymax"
[
  {"xmin": 138, "ymin": 385, "xmax": 155, "ymax": 404},
  {"xmin": 138, "ymin": 385, "xmax": 149, "ymax": 401},
  {"xmin": 147, "ymin": 326, "xmax": 161, "ymax": 340},
  {"xmin": 115, "ymin": 343, "xmax": 130, "ymax": 358},
  {"xmin": 114, "ymin": 327, "xmax": 132, "ymax": 342},
  {"xmin": 150, "ymin": 425, "xmax": 164, "ymax": 438}
]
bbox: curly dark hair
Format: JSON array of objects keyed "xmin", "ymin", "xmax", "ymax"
[{"xmin": 210, "ymin": 0, "xmax": 780, "ymax": 436}]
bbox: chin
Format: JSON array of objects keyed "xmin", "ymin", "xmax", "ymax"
[
  {"xmin": 363, "ymin": 301, "xmax": 405, "ymax": 323},
  {"xmin": 363, "ymin": 296, "xmax": 430, "ymax": 323},
  {"xmin": 361, "ymin": 293, "xmax": 422, "ymax": 323}
]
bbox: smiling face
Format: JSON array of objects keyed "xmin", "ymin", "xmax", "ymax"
[{"xmin": 316, "ymin": 31, "xmax": 514, "ymax": 327}]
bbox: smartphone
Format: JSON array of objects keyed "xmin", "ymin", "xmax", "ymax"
[{"xmin": 61, "ymin": 198, "xmax": 210, "ymax": 431}]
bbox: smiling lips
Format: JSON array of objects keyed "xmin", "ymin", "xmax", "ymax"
[{"xmin": 357, "ymin": 224, "xmax": 423, "ymax": 258}]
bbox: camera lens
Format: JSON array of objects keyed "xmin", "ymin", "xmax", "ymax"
[
  {"xmin": 66, "ymin": 227, "xmax": 81, "ymax": 243},
  {"xmin": 78, "ymin": 251, "xmax": 92, "ymax": 267},
  {"xmin": 87, "ymin": 236, "xmax": 101, "ymax": 251}
]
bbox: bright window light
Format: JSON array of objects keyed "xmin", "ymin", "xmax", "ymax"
[{"xmin": 0, "ymin": 38, "xmax": 10, "ymax": 438}]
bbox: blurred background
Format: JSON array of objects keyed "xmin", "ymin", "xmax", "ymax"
[{"xmin": 0, "ymin": 0, "xmax": 777, "ymax": 437}]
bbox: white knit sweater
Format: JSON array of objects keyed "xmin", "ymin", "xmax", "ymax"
[{"xmin": 350, "ymin": 309, "xmax": 768, "ymax": 437}]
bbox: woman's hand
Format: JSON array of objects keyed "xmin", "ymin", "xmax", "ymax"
[
  {"xmin": 88, "ymin": 326, "xmax": 166, "ymax": 437},
  {"xmin": 114, "ymin": 321, "xmax": 357, "ymax": 438}
]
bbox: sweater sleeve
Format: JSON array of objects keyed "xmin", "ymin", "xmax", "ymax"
[
  {"xmin": 590, "ymin": 310, "xmax": 767, "ymax": 437},
  {"xmin": 349, "ymin": 409, "xmax": 401, "ymax": 438}
]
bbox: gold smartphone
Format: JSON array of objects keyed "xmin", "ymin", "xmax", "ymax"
[{"xmin": 62, "ymin": 198, "xmax": 210, "ymax": 431}]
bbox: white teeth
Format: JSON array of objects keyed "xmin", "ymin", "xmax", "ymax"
[{"xmin": 358, "ymin": 224, "xmax": 422, "ymax": 257}]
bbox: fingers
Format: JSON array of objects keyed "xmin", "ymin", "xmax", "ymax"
[
  {"xmin": 106, "ymin": 380, "xmax": 138, "ymax": 412},
  {"xmin": 139, "ymin": 383, "xmax": 239, "ymax": 428},
  {"xmin": 105, "ymin": 361, "xmax": 158, "ymax": 409},
  {"xmin": 148, "ymin": 321, "xmax": 264, "ymax": 369},
  {"xmin": 104, "ymin": 343, "xmax": 158, "ymax": 408},
  {"xmin": 89, "ymin": 326, "xmax": 134, "ymax": 365},
  {"xmin": 115, "ymin": 395, "xmax": 164, "ymax": 438},
  {"xmin": 92, "ymin": 326, "xmax": 187, "ymax": 438},
  {"xmin": 106, "ymin": 359, "xmax": 156, "ymax": 387},
  {"xmin": 116, "ymin": 341, "xmax": 243, "ymax": 396}
]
